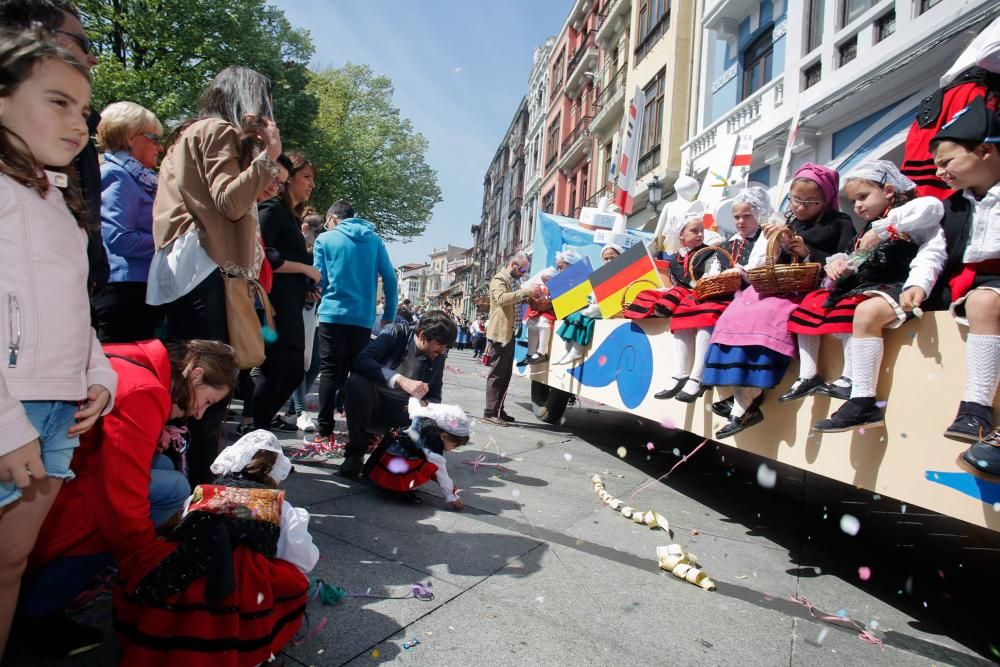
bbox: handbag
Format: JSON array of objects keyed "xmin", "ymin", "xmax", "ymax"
[{"xmin": 222, "ymin": 269, "xmax": 274, "ymax": 369}]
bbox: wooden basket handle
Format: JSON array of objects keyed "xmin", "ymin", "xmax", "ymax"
[{"xmin": 687, "ymin": 246, "xmax": 737, "ymax": 282}]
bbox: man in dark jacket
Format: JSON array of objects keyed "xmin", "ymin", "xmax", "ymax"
[{"xmin": 339, "ymin": 311, "xmax": 456, "ymax": 478}]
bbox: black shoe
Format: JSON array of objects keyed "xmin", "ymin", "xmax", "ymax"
[
  {"xmin": 712, "ymin": 397, "xmax": 734, "ymax": 418},
  {"xmin": 778, "ymin": 376, "xmax": 824, "ymax": 402},
  {"xmin": 235, "ymin": 422, "xmax": 255, "ymax": 436},
  {"xmin": 526, "ymin": 353, "xmax": 548, "ymax": 365},
  {"xmin": 944, "ymin": 402, "xmax": 994, "ymax": 443},
  {"xmin": 16, "ymin": 612, "xmax": 103, "ymax": 657},
  {"xmin": 960, "ymin": 428, "xmax": 1000, "ymax": 475},
  {"xmin": 499, "ymin": 412, "xmax": 516, "ymax": 423},
  {"xmin": 812, "ymin": 398, "xmax": 884, "ymax": 433},
  {"xmin": 815, "ymin": 377, "xmax": 852, "ymax": 401},
  {"xmin": 655, "ymin": 377, "xmax": 688, "ymax": 400},
  {"xmin": 516, "ymin": 355, "xmax": 530, "ymax": 367},
  {"xmin": 338, "ymin": 456, "xmax": 364, "ymax": 479},
  {"xmin": 403, "ymin": 491, "xmax": 424, "ymax": 504},
  {"xmin": 675, "ymin": 382, "xmax": 707, "ymax": 403},
  {"xmin": 715, "ymin": 409, "xmax": 764, "ymax": 439}
]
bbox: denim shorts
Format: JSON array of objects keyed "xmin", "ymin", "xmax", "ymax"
[{"xmin": 0, "ymin": 401, "xmax": 80, "ymax": 508}]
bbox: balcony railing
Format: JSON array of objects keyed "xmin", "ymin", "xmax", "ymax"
[
  {"xmin": 584, "ymin": 185, "xmax": 609, "ymax": 209},
  {"xmin": 561, "ymin": 116, "xmax": 594, "ymax": 155},
  {"xmin": 508, "ymin": 196, "xmax": 523, "ymax": 217},
  {"xmin": 566, "ymin": 31, "xmax": 597, "ymax": 77},
  {"xmin": 593, "ymin": 63, "xmax": 627, "ymax": 114},
  {"xmin": 681, "ymin": 75, "xmax": 785, "ymax": 168}
]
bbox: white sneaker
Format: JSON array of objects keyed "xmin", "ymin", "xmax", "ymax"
[{"xmin": 296, "ymin": 413, "xmax": 318, "ymax": 432}]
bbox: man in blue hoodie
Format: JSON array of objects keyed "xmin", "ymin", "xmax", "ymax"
[{"xmin": 309, "ymin": 200, "xmax": 398, "ymax": 446}]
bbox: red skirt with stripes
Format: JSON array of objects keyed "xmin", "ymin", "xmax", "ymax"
[
  {"xmin": 113, "ymin": 544, "xmax": 308, "ymax": 667},
  {"xmin": 366, "ymin": 450, "xmax": 439, "ymax": 493},
  {"xmin": 787, "ymin": 289, "xmax": 869, "ymax": 335},
  {"xmin": 669, "ymin": 291, "xmax": 733, "ymax": 332}
]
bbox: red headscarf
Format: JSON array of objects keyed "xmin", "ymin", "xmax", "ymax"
[{"xmin": 793, "ymin": 163, "xmax": 840, "ymax": 211}]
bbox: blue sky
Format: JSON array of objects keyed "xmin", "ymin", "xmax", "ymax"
[{"xmin": 271, "ymin": 0, "xmax": 572, "ymax": 266}]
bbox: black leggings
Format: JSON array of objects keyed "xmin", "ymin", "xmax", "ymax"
[
  {"xmin": 252, "ymin": 283, "xmax": 306, "ymax": 429},
  {"xmin": 164, "ymin": 270, "xmax": 230, "ymax": 486}
]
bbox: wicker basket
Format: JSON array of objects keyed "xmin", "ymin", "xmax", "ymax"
[
  {"xmin": 620, "ymin": 278, "xmax": 662, "ymax": 313},
  {"xmin": 747, "ymin": 228, "xmax": 821, "ymax": 295},
  {"xmin": 690, "ymin": 246, "xmax": 741, "ymax": 300}
]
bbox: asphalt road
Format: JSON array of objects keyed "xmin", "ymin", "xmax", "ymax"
[{"xmin": 7, "ymin": 347, "xmax": 1000, "ymax": 666}]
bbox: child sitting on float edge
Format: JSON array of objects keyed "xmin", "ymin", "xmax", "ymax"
[
  {"xmin": 364, "ymin": 398, "xmax": 472, "ymax": 509},
  {"xmin": 518, "ymin": 250, "xmax": 581, "ymax": 367},
  {"xmin": 784, "ymin": 160, "xmax": 946, "ymax": 432},
  {"xmin": 925, "ymin": 97, "xmax": 1000, "ymax": 475}
]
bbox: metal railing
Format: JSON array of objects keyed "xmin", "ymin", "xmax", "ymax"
[
  {"xmin": 561, "ymin": 116, "xmax": 594, "ymax": 155},
  {"xmin": 593, "ymin": 63, "xmax": 627, "ymax": 113},
  {"xmin": 567, "ymin": 31, "xmax": 597, "ymax": 77}
]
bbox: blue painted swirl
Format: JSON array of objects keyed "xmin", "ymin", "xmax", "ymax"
[
  {"xmin": 568, "ymin": 322, "xmax": 653, "ymax": 409},
  {"xmin": 925, "ymin": 470, "xmax": 1000, "ymax": 504}
]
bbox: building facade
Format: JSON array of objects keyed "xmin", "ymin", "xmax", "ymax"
[
  {"xmin": 472, "ymin": 98, "xmax": 529, "ymax": 307},
  {"xmin": 520, "ymin": 36, "xmax": 557, "ymax": 257},
  {"xmin": 680, "ymin": 0, "xmax": 999, "ymax": 209}
]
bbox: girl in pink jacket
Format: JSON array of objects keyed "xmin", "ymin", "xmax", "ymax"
[{"xmin": 0, "ymin": 30, "xmax": 117, "ymax": 657}]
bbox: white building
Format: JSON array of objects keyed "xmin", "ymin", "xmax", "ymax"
[
  {"xmin": 681, "ymin": 0, "xmax": 999, "ymax": 211},
  {"xmin": 396, "ymin": 263, "xmax": 429, "ymax": 306},
  {"xmin": 520, "ymin": 36, "xmax": 557, "ymax": 256}
]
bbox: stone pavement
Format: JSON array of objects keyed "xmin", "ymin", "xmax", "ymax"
[{"xmin": 7, "ymin": 348, "xmax": 1000, "ymax": 666}]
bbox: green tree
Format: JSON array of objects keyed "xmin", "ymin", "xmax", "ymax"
[
  {"xmin": 77, "ymin": 0, "xmax": 317, "ymax": 148},
  {"xmin": 307, "ymin": 65, "xmax": 441, "ymax": 241}
]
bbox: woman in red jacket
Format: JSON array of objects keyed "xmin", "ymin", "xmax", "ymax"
[{"xmin": 18, "ymin": 339, "xmax": 237, "ymax": 659}]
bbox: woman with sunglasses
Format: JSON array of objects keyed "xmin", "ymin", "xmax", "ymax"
[{"xmin": 91, "ymin": 101, "xmax": 165, "ymax": 343}]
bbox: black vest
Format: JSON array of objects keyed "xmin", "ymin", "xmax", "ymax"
[{"xmin": 925, "ymin": 191, "xmax": 973, "ymax": 310}]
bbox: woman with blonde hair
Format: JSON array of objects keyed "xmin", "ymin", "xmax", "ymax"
[{"xmin": 92, "ymin": 101, "xmax": 165, "ymax": 342}]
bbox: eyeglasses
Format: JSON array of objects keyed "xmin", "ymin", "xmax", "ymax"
[
  {"xmin": 140, "ymin": 132, "xmax": 162, "ymax": 144},
  {"xmin": 54, "ymin": 29, "xmax": 91, "ymax": 55},
  {"xmin": 789, "ymin": 196, "xmax": 823, "ymax": 208}
]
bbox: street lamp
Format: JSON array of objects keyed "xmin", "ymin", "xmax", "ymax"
[{"xmin": 647, "ymin": 174, "xmax": 663, "ymax": 213}]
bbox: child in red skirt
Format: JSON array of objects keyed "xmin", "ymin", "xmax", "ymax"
[
  {"xmin": 114, "ymin": 430, "xmax": 318, "ymax": 666},
  {"xmin": 519, "ymin": 250, "xmax": 582, "ymax": 366},
  {"xmin": 653, "ymin": 202, "xmax": 734, "ymax": 402},
  {"xmin": 364, "ymin": 398, "xmax": 472, "ymax": 509},
  {"xmin": 784, "ymin": 161, "xmax": 945, "ymax": 432}
]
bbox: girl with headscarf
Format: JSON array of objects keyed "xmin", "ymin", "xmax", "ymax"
[
  {"xmin": 113, "ymin": 430, "xmax": 318, "ymax": 666},
  {"xmin": 785, "ymin": 160, "xmax": 945, "ymax": 432},
  {"xmin": 364, "ymin": 398, "xmax": 472, "ymax": 509},
  {"xmin": 703, "ymin": 165, "xmax": 856, "ymax": 439},
  {"xmin": 651, "ymin": 203, "xmax": 730, "ymax": 401},
  {"xmin": 518, "ymin": 249, "xmax": 581, "ymax": 366}
]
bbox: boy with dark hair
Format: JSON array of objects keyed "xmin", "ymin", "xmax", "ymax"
[
  {"xmin": 336, "ymin": 311, "xmax": 455, "ymax": 479},
  {"xmin": 928, "ymin": 96, "xmax": 1000, "ymax": 473}
]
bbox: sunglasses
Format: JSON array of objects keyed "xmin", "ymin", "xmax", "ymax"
[{"xmin": 55, "ymin": 29, "xmax": 91, "ymax": 55}]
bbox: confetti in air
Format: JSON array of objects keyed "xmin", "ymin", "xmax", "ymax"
[
  {"xmin": 453, "ymin": 66, "xmax": 462, "ymax": 73},
  {"xmin": 257, "ymin": 592, "xmax": 265, "ymax": 605},
  {"xmin": 616, "ymin": 447, "xmax": 627, "ymax": 458},
  {"xmin": 756, "ymin": 463, "xmax": 777, "ymax": 489},
  {"xmin": 857, "ymin": 566, "xmax": 871, "ymax": 581},
  {"xmin": 660, "ymin": 417, "xmax": 677, "ymax": 430},
  {"xmin": 563, "ymin": 452, "xmax": 573, "ymax": 461},
  {"xmin": 386, "ymin": 457, "xmax": 409, "ymax": 474},
  {"xmin": 672, "ymin": 448, "xmax": 681, "ymax": 457},
  {"xmin": 512, "ymin": 489, "xmax": 520, "ymax": 498},
  {"xmin": 646, "ymin": 442, "xmax": 655, "ymax": 451},
  {"xmin": 839, "ymin": 514, "xmax": 861, "ymax": 536},
  {"xmin": 598, "ymin": 355, "xmax": 607, "ymax": 366}
]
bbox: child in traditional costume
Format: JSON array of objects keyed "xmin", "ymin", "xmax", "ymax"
[
  {"xmin": 703, "ymin": 164, "xmax": 856, "ymax": 438},
  {"xmin": 364, "ymin": 398, "xmax": 472, "ymax": 509},
  {"xmin": 652, "ymin": 203, "xmax": 728, "ymax": 402},
  {"xmin": 519, "ymin": 250, "xmax": 581, "ymax": 366},
  {"xmin": 114, "ymin": 430, "xmax": 318, "ymax": 666},
  {"xmin": 782, "ymin": 161, "xmax": 946, "ymax": 432},
  {"xmin": 554, "ymin": 243, "xmax": 623, "ymax": 365},
  {"xmin": 925, "ymin": 97, "xmax": 1000, "ymax": 473}
]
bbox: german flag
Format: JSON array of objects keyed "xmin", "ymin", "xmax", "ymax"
[
  {"xmin": 549, "ymin": 256, "xmax": 594, "ymax": 319},
  {"xmin": 590, "ymin": 241, "xmax": 663, "ymax": 319}
]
